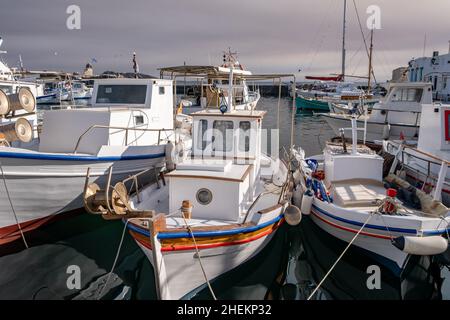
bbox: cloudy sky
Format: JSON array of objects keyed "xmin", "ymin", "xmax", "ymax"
[{"xmin": 1, "ymin": 0, "xmax": 449, "ymax": 81}]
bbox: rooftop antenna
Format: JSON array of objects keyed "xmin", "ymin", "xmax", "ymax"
[
  {"xmin": 222, "ymin": 47, "xmax": 238, "ymax": 68},
  {"xmin": 18, "ymin": 54, "xmax": 24, "ymax": 72},
  {"xmin": 422, "ymin": 34, "xmax": 427, "ymax": 57}
]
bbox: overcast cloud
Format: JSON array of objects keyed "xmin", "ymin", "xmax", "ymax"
[{"xmin": 1, "ymin": 0, "xmax": 449, "ymax": 81}]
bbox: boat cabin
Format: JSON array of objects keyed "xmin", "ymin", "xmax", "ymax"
[
  {"xmin": 38, "ymin": 78, "xmax": 174, "ymax": 154},
  {"xmin": 159, "ymin": 64, "xmax": 258, "ymax": 110},
  {"xmin": 165, "ymin": 109, "xmax": 265, "ymax": 221},
  {"xmin": 417, "ymin": 103, "xmax": 450, "ymax": 158},
  {"xmin": 369, "ymin": 82, "xmax": 432, "ymax": 126}
]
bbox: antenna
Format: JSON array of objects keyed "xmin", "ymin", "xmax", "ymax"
[{"xmin": 222, "ymin": 47, "xmax": 238, "ymax": 68}]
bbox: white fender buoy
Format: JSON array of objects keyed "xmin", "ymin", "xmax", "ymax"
[
  {"xmin": 165, "ymin": 141, "xmax": 175, "ymax": 171},
  {"xmin": 382, "ymin": 124, "xmax": 391, "ymax": 140},
  {"xmin": 293, "ymin": 184, "xmax": 304, "ymax": 207},
  {"xmin": 392, "ymin": 236, "xmax": 448, "ymax": 255},
  {"xmin": 293, "ymin": 169, "xmax": 302, "ymax": 185},
  {"xmin": 284, "ymin": 205, "xmax": 302, "ymax": 226},
  {"xmin": 300, "ymin": 190, "xmax": 314, "ymax": 215}
]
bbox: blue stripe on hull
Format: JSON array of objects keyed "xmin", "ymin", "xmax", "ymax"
[
  {"xmin": 312, "ymin": 204, "xmax": 450, "ymax": 236},
  {"xmin": 0, "ymin": 151, "xmax": 165, "ymax": 162},
  {"xmin": 126, "ymin": 214, "xmax": 284, "ymax": 240}
]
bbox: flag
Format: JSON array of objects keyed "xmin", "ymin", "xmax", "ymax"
[{"xmin": 91, "ymin": 57, "xmax": 98, "ymax": 63}]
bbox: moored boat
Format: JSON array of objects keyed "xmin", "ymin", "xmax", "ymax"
[
  {"xmin": 292, "ymin": 118, "xmax": 450, "ymax": 275},
  {"xmin": 83, "ymin": 71, "xmax": 300, "ymax": 299},
  {"xmin": 0, "ymin": 78, "xmax": 182, "ymax": 245}
]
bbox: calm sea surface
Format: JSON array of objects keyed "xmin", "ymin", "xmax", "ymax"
[{"xmin": 0, "ymin": 97, "xmax": 448, "ymax": 300}]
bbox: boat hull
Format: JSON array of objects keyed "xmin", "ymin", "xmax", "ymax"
[
  {"xmin": 308, "ymin": 201, "xmax": 450, "ymax": 275},
  {"xmin": 320, "ymin": 113, "xmax": 419, "ymax": 142},
  {"xmin": 296, "ymin": 96, "xmax": 330, "ymax": 112},
  {"xmin": 0, "ymin": 153, "xmax": 165, "ymax": 244},
  {"xmin": 136, "ymin": 231, "xmax": 276, "ymax": 299}
]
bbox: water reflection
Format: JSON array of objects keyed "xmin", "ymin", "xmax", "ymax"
[{"xmin": 282, "ymin": 217, "xmax": 444, "ymax": 300}]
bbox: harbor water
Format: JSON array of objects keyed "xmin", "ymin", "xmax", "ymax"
[{"xmin": 0, "ymin": 97, "xmax": 447, "ymax": 300}]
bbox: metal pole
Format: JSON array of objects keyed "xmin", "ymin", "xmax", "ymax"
[{"xmin": 341, "ymin": 0, "xmax": 347, "ymax": 81}]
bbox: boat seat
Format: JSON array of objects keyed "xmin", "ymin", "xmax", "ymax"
[{"xmin": 332, "ymin": 179, "xmax": 386, "ymax": 207}]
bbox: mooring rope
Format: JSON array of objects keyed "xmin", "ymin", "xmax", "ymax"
[
  {"xmin": 181, "ymin": 213, "xmax": 218, "ymax": 300},
  {"xmin": 96, "ymin": 219, "xmax": 130, "ymax": 300},
  {"xmin": 0, "ymin": 160, "xmax": 28, "ymax": 249},
  {"xmin": 307, "ymin": 211, "xmax": 374, "ymax": 300}
]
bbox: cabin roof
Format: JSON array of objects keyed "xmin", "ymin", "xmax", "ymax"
[
  {"xmin": 159, "ymin": 66, "xmax": 293, "ymax": 81},
  {"xmin": 159, "ymin": 65, "xmax": 252, "ymax": 76},
  {"xmin": 388, "ymin": 81, "xmax": 432, "ymax": 89},
  {"xmin": 190, "ymin": 109, "xmax": 267, "ymax": 119},
  {"xmin": 165, "ymin": 160, "xmax": 252, "ymax": 183},
  {"xmin": 94, "ymin": 78, "xmax": 172, "ymax": 85}
]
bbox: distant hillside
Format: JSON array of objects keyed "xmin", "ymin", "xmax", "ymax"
[{"xmin": 101, "ymin": 70, "xmax": 156, "ymax": 79}]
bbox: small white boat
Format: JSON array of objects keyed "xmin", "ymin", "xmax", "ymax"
[
  {"xmin": 69, "ymin": 81, "xmax": 93, "ymax": 101},
  {"xmin": 383, "ymin": 102, "xmax": 450, "ymax": 206},
  {"xmin": 320, "ymin": 82, "xmax": 431, "ymax": 142},
  {"xmin": 0, "ymin": 78, "xmax": 182, "ymax": 245},
  {"xmin": 0, "ymin": 54, "xmax": 44, "ymax": 100},
  {"xmin": 293, "ymin": 117, "xmax": 450, "ymax": 275}
]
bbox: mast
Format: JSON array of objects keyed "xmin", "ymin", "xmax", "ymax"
[
  {"xmin": 367, "ymin": 28, "xmax": 374, "ymax": 92},
  {"xmin": 341, "ymin": 0, "xmax": 347, "ymax": 81}
]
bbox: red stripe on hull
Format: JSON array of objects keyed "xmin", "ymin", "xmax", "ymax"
[
  {"xmin": 0, "ymin": 215, "xmax": 57, "ymax": 245},
  {"xmin": 311, "ymin": 209, "xmax": 393, "ymax": 240},
  {"xmin": 134, "ymin": 219, "xmax": 284, "ymax": 252}
]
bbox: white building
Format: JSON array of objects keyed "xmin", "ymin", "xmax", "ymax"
[{"xmin": 408, "ymin": 47, "xmax": 450, "ymax": 102}]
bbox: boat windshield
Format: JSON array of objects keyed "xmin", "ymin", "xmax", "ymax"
[{"xmin": 96, "ymin": 84, "xmax": 147, "ymax": 104}]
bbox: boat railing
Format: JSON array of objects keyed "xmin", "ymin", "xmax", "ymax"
[
  {"xmin": 73, "ymin": 125, "xmax": 173, "ymax": 154},
  {"xmin": 385, "ymin": 140, "xmax": 449, "ymax": 200}
]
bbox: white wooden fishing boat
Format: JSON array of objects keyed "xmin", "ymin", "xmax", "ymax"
[
  {"xmin": 292, "ymin": 117, "xmax": 450, "ymax": 275},
  {"xmin": 83, "ymin": 71, "xmax": 300, "ymax": 299},
  {"xmin": 320, "ymin": 82, "xmax": 432, "ymax": 142},
  {"xmin": 383, "ymin": 102, "xmax": 450, "ymax": 206},
  {"xmin": 0, "ymin": 78, "xmax": 182, "ymax": 245}
]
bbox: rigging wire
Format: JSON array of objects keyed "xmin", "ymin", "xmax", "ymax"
[{"xmin": 352, "ymin": 0, "xmax": 377, "ymax": 84}]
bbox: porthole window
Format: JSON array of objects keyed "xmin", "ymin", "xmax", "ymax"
[{"xmin": 196, "ymin": 188, "xmax": 213, "ymax": 205}]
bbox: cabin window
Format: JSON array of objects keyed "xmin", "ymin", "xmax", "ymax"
[
  {"xmin": 196, "ymin": 188, "xmax": 213, "ymax": 205},
  {"xmin": 197, "ymin": 119, "xmax": 208, "ymax": 150},
  {"xmin": 392, "ymin": 88, "xmax": 423, "ymax": 102},
  {"xmin": 135, "ymin": 115, "xmax": 144, "ymax": 125},
  {"xmin": 96, "ymin": 85, "xmax": 147, "ymax": 104},
  {"xmin": 212, "ymin": 120, "xmax": 234, "ymax": 152},
  {"xmin": 239, "ymin": 121, "xmax": 251, "ymax": 152},
  {"xmin": 159, "ymin": 86, "xmax": 165, "ymax": 95},
  {"xmin": 0, "ymin": 86, "xmax": 12, "ymax": 94}
]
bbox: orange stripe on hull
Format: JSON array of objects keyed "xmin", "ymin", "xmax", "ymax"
[{"xmin": 132, "ymin": 218, "xmax": 284, "ymax": 252}]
